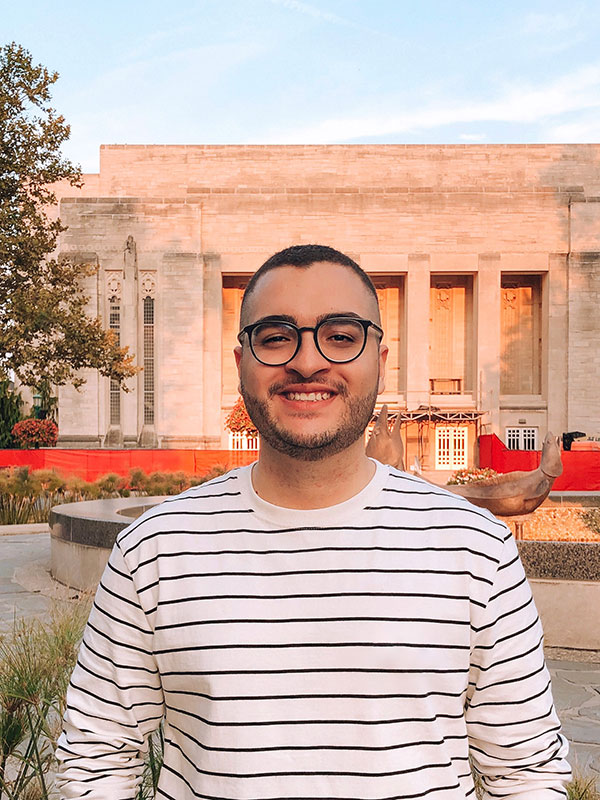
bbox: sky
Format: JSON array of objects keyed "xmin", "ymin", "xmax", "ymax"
[{"xmin": 3, "ymin": 0, "xmax": 600, "ymax": 173}]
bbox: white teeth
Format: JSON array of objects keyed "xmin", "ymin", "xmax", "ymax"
[{"xmin": 287, "ymin": 392, "xmax": 332, "ymax": 401}]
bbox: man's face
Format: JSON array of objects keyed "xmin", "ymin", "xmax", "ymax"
[{"xmin": 234, "ymin": 262, "xmax": 388, "ymax": 461}]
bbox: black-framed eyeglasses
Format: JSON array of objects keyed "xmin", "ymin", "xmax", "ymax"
[{"xmin": 237, "ymin": 316, "xmax": 384, "ymax": 367}]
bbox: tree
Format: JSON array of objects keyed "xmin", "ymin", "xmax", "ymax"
[
  {"xmin": 0, "ymin": 42, "xmax": 137, "ymax": 390},
  {"xmin": 0, "ymin": 379, "xmax": 22, "ymax": 447}
]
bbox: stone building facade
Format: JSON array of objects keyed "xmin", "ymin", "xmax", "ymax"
[{"xmin": 52, "ymin": 144, "xmax": 600, "ymax": 470}]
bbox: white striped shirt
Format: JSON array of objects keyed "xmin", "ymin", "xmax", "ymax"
[{"xmin": 56, "ymin": 461, "xmax": 570, "ymax": 799}]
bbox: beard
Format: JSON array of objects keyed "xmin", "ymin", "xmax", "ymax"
[{"xmin": 240, "ymin": 378, "xmax": 379, "ymax": 462}]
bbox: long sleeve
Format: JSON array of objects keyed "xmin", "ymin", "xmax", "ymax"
[
  {"xmin": 466, "ymin": 529, "xmax": 571, "ymax": 799},
  {"xmin": 55, "ymin": 541, "xmax": 164, "ymax": 799}
]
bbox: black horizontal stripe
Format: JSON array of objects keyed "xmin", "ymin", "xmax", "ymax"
[
  {"xmin": 497, "ymin": 552, "xmax": 520, "ymax": 571},
  {"xmin": 97, "ymin": 580, "xmax": 139, "ymax": 610},
  {"xmin": 66, "ymin": 702, "xmax": 139, "ymax": 729},
  {"xmin": 167, "ymin": 719, "xmax": 467, "ymax": 753},
  {"xmin": 468, "ymin": 704, "xmax": 553, "ymax": 728},
  {"xmin": 472, "ymin": 616, "xmax": 540, "ymax": 652},
  {"xmin": 76, "ymin": 660, "xmax": 163, "ymax": 694},
  {"xmin": 471, "ymin": 662, "xmax": 546, "ymax": 692},
  {"xmin": 154, "ymin": 615, "xmax": 471, "ymax": 631},
  {"xmin": 160, "ymin": 665, "xmax": 469, "ymax": 677},
  {"xmin": 121, "ymin": 522, "xmax": 509, "ymax": 558},
  {"xmin": 59, "ymin": 741, "xmax": 133, "ymax": 762},
  {"xmin": 86, "ymin": 621, "xmax": 153, "ymax": 656},
  {"xmin": 366, "ymin": 503, "xmax": 505, "ymax": 533},
  {"xmin": 165, "ymin": 701, "xmax": 465, "ymax": 727},
  {"xmin": 165, "ymin": 687, "xmax": 466, "ymax": 702},
  {"xmin": 93, "ymin": 600, "xmax": 153, "ymax": 635},
  {"xmin": 154, "ymin": 589, "xmax": 485, "ymax": 611},
  {"xmin": 468, "ymin": 741, "xmax": 555, "ymax": 763},
  {"xmin": 468, "ymin": 679, "xmax": 551, "ymax": 709},
  {"xmin": 70, "ymin": 678, "xmax": 163, "ymax": 712},
  {"xmin": 153, "ymin": 640, "xmax": 471, "ymax": 656},
  {"xmin": 130, "ymin": 543, "xmax": 499, "ymax": 574},
  {"xmin": 119, "ymin": 507, "xmax": 256, "ymax": 549},
  {"xmin": 488, "ymin": 574, "xmax": 527, "ymax": 603},
  {"xmin": 162, "ymin": 490, "xmax": 241, "ymax": 504},
  {"xmin": 158, "ymin": 762, "xmax": 462, "ymax": 800},
  {"xmin": 165, "ymin": 731, "xmax": 455, "ymax": 779},
  {"xmin": 106, "ymin": 557, "xmax": 134, "ymax": 582},
  {"xmin": 471, "ymin": 595, "xmax": 534, "ymax": 633},
  {"xmin": 138, "ymin": 566, "xmax": 493, "ymax": 595},
  {"xmin": 470, "ymin": 634, "xmax": 544, "ymax": 672},
  {"xmin": 80, "ymin": 638, "xmax": 159, "ymax": 674}
]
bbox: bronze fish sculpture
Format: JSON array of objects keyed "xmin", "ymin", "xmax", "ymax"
[{"xmin": 366, "ymin": 407, "xmax": 562, "ymax": 516}]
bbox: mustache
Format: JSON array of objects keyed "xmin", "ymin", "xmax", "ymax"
[{"xmin": 268, "ymin": 380, "xmax": 348, "ymax": 398}]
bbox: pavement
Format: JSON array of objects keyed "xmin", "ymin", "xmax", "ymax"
[{"xmin": 0, "ymin": 527, "xmax": 599, "ymax": 778}]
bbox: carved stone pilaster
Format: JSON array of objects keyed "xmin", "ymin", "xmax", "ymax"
[
  {"xmin": 140, "ymin": 272, "xmax": 157, "ymax": 298},
  {"xmin": 105, "ymin": 271, "xmax": 122, "ymax": 301}
]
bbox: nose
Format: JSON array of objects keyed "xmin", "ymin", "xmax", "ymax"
[{"xmin": 284, "ymin": 330, "xmax": 330, "ymax": 376}]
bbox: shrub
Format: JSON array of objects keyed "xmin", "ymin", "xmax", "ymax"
[
  {"xmin": 447, "ymin": 466, "xmax": 499, "ymax": 486},
  {"xmin": 11, "ymin": 419, "xmax": 58, "ymax": 449},
  {"xmin": 581, "ymin": 508, "xmax": 600, "ymax": 536},
  {"xmin": 225, "ymin": 396, "xmax": 257, "ymax": 435}
]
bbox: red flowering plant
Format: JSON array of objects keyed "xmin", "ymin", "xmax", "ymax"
[
  {"xmin": 225, "ymin": 397, "xmax": 258, "ymax": 435},
  {"xmin": 11, "ymin": 419, "xmax": 59, "ymax": 449}
]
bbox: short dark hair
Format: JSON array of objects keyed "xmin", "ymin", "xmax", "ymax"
[{"xmin": 240, "ymin": 244, "xmax": 379, "ymax": 326}]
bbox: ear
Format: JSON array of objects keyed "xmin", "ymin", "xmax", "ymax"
[
  {"xmin": 234, "ymin": 346, "xmax": 243, "ymax": 394},
  {"xmin": 377, "ymin": 344, "xmax": 388, "ymax": 394}
]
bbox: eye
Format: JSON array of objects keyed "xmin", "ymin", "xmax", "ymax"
[
  {"xmin": 319, "ymin": 320, "xmax": 363, "ymax": 347},
  {"xmin": 253, "ymin": 324, "xmax": 296, "ymax": 348}
]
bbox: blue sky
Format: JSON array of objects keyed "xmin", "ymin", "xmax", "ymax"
[{"xmin": 3, "ymin": 0, "xmax": 600, "ymax": 172}]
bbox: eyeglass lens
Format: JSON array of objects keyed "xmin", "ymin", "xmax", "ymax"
[{"xmin": 251, "ymin": 319, "xmax": 366, "ymax": 365}]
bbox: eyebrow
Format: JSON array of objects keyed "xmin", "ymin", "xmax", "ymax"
[{"xmin": 247, "ymin": 311, "xmax": 365, "ymax": 327}]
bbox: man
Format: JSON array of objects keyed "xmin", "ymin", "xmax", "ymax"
[{"xmin": 57, "ymin": 244, "xmax": 570, "ymax": 799}]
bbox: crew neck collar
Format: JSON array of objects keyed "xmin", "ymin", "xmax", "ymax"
[{"xmin": 239, "ymin": 459, "xmax": 389, "ymax": 526}]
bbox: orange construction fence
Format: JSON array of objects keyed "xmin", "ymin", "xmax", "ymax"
[{"xmin": 0, "ymin": 449, "xmax": 257, "ymax": 481}]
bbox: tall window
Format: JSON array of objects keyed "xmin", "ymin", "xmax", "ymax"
[
  {"xmin": 429, "ymin": 276, "xmax": 474, "ymax": 393},
  {"xmin": 143, "ymin": 296, "xmax": 155, "ymax": 425},
  {"xmin": 500, "ymin": 275, "xmax": 542, "ymax": 395},
  {"xmin": 373, "ymin": 276, "xmax": 405, "ymax": 395},
  {"xmin": 109, "ymin": 297, "xmax": 121, "ymax": 425},
  {"xmin": 222, "ymin": 277, "xmax": 248, "ymax": 398}
]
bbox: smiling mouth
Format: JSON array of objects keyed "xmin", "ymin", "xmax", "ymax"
[{"xmin": 283, "ymin": 391, "xmax": 333, "ymax": 402}]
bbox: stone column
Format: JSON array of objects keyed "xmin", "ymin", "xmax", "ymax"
[
  {"xmin": 546, "ymin": 253, "xmax": 568, "ymax": 435},
  {"xmin": 202, "ymin": 253, "xmax": 223, "ymax": 447},
  {"xmin": 405, "ymin": 254, "xmax": 431, "ymax": 409},
  {"xmin": 477, "ymin": 254, "xmax": 501, "ymax": 435}
]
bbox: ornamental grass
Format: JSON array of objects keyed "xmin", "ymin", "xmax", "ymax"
[
  {"xmin": 0, "ymin": 604, "xmax": 164, "ymax": 799},
  {"xmin": 0, "ymin": 465, "xmax": 227, "ymax": 525}
]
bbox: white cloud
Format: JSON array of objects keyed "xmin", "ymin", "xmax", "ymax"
[
  {"xmin": 544, "ymin": 117, "xmax": 600, "ymax": 142},
  {"xmin": 521, "ymin": 11, "xmax": 582, "ymax": 36},
  {"xmin": 268, "ymin": 0, "xmax": 398, "ymax": 40},
  {"xmin": 266, "ymin": 63, "xmax": 600, "ymax": 142}
]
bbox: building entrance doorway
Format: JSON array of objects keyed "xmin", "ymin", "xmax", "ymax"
[{"xmin": 435, "ymin": 426, "xmax": 468, "ymax": 469}]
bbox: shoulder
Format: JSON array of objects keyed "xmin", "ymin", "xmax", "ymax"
[
  {"xmin": 381, "ymin": 467, "xmax": 508, "ymax": 546},
  {"xmin": 115, "ymin": 466, "xmax": 250, "ymax": 552}
]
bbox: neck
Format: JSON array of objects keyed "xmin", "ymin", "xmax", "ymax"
[{"xmin": 251, "ymin": 439, "xmax": 376, "ymax": 509}]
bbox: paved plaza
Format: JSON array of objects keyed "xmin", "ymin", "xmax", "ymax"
[{"xmin": 0, "ymin": 527, "xmax": 598, "ymax": 778}]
